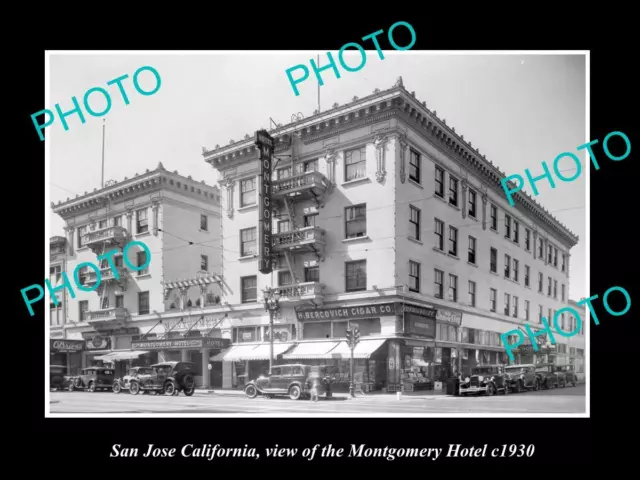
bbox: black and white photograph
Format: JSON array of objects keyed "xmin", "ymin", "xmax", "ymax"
[{"xmin": 45, "ymin": 51, "xmax": 588, "ymax": 417}]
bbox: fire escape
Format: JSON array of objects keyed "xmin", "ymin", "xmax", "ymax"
[{"xmin": 271, "ymin": 153, "xmax": 331, "ymax": 304}]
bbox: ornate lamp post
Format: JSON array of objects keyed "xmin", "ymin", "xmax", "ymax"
[{"xmin": 263, "ymin": 287, "xmax": 281, "ymax": 368}]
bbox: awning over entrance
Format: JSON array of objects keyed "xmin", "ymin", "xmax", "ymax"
[
  {"xmin": 329, "ymin": 339, "xmax": 387, "ymax": 359},
  {"xmin": 281, "ymin": 341, "xmax": 340, "ymax": 360},
  {"xmin": 92, "ymin": 350, "xmax": 149, "ymax": 361},
  {"xmin": 210, "ymin": 343, "xmax": 295, "ymax": 362},
  {"xmin": 93, "ymin": 352, "xmax": 116, "ymax": 361}
]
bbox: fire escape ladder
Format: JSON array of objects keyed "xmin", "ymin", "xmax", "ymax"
[
  {"xmin": 283, "ymin": 251, "xmax": 299, "ymax": 284},
  {"xmin": 283, "ymin": 196, "xmax": 297, "ymax": 230}
]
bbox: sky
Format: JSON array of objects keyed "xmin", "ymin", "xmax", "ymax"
[{"xmin": 48, "ymin": 52, "xmax": 586, "ymax": 300}]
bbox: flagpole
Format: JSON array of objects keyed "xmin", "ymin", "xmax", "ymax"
[
  {"xmin": 101, "ymin": 119, "xmax": 106, "ymax": 188},
  {"xmin": 317, "ymin": 54, "xmax": 321, "ymax": 113}
]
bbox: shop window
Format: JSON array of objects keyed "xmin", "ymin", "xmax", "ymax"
[
  {"xmin": 235, "ymin": 327, "xmax": 259, "ymax": 343},
  {"xmin": 333, "ymin": 321, "xmax": 348, "ymax": 338},
  {"xmin": 303, "ymin": 322, "xmax": 331, "ymax": 339}
]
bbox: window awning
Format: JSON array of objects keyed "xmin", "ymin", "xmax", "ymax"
[
  {"xmin": 329, "ymin": 339, "xmax": 388, "ymax": 359},
  {"xmin": 113, "ymin": 350, "xmax": 149, "ymax": 360},
  {"xmin": 92, "ymin": 352, "xmax": 116, "ymax": 361},
  {"xmin": 282, "ymin": 341, "xmax": 340, "ymax": 360},
  {"xmin": 247, "ymin": 343, "xmax": 295, "ymax": 360},
  {"xmin": 210, "ymin": 343, "xmax": 296, "ymax": 362}
]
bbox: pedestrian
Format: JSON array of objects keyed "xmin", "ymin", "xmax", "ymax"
[{"xmin": 309, "ymin": 379, "xmax": 319, "ymax": 402}]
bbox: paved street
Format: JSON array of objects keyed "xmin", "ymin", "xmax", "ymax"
[{"xmin": 49, "ymin": 384, "xmax": 585, "ymax": 414}]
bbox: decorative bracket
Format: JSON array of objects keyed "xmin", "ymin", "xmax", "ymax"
[
  {"xmin": 324, "ymin": 146, "xmax": 338, "ymax": 184},
  {"xmin": 223, "ymin": 178, "xmax": 235, "ymax": 218},
  {"xmin": 398, "ymin": 133, "xmax": 408, "ymax": 184},
  {"xmin": 374, "ymin": 133, "xmax": 388, "ymax": 183}
]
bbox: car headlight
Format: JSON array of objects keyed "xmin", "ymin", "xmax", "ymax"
[
  {"xmin": 478, "ymin": 376, "xmax": 484, "ymax": 382},
  {"xmin": 465, "ymin": 377, "xmax": 470, "ymax": 383}
]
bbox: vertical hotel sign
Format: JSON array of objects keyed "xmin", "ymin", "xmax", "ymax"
[{"xmin": 255, "ymin": 129, "xmax": 275, "ymax": 274}]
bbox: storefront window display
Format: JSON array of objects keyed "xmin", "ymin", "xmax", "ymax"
[{"xmin": 302, "ymin": 318, "xmax": 381, "ymax": 340}]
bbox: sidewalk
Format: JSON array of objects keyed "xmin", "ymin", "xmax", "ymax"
[{"xmin": 194, "ymin": 388, "xmax": 451, "ymax": 401}]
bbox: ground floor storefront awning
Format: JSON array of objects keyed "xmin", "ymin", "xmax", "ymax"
[
  {"xmin": 326, "ymin": 338, "xmax": 388, "ymax": 359},
  {"xmin": 210, "ymin": 343, "xmax": 295, "ymax": 362},
  {"xmin": 92, "ymin": 350, "xmax": 149, "ymax": 361},
  {"xmin": 281, "ymin": 341, "xmax": 340, "ymax": 360}
]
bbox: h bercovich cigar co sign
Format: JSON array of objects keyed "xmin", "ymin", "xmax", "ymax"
[
  {"xmin": 295, "ymin": 302, "xmax": 442, "ymax": 321},
  {"xmin": 130, "ymin": 337, "xmax": 230, "ymax": 351}
]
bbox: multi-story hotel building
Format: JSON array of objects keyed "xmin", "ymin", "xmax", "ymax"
[
  {"xmin": 50, "ymin": 163, "xmax": 227, "ymax": 387},
  {"xmin": 202, "ymin": 77, "xmax": 585, "ymax": 393}
]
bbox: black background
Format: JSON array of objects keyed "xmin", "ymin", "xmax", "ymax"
[{"xmin": 15, "ymin": 9, "xmax": 635, "ymax": 469}]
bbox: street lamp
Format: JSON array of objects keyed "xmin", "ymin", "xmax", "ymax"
[{"xmin": 263, "ymin": 287, "xmax": 281, "ymax": 368}]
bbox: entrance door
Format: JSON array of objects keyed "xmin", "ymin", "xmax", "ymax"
[{"xmin": 210, "ymin": 362, "xmax": 222, "ymax": 388}]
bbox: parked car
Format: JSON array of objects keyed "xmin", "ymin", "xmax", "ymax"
[
  {"xmin": 504, "ymin": 364, "xmax": 539, "ymax": 392},
  {"xmin": 244, "ymin": 364, "xmax": 328, "ymax": 400},
  {"xmin": 128, "ymin": 362, "xmax": 196, "ymax": 396},
  {"xmin": 535, "ymin": 363, "xmax": 562, "ymax": 389},
  {"xmin": 459, "ymin": 365, "xmax": 510, "ymax": 396},
  {"xmin": 50, "ymin": 365, "xmax": 67, "ymax": 391},
  {"xmin": 113, "ymin": 366, "xmax": 154, "ymax": 394},
  {"xmin": 67, "ymin": 367, "xmax": 115, "ymax": 392},
  {"xmin": 554, "ymin": 365, "xmax": 578, "ymax": 387}
]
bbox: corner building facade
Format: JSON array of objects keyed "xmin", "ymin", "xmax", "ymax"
[{"xmin": 203, "ymin": 79, "xmax": 584, "ymax": 392}]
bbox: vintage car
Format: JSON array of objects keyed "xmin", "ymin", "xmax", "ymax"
[
  {"xmin": 504, "ymin": 364, "xmax": 539, "ymax": 392},
  {"xmin": 554, "ymin": 365, "xmax": 578, "ymax": 387},
  {"xmin": 67, "ymin": 367, "xmax": 115, "ymax": 392},
  {"xmin": 113, "ymin": 366, "xmax": 155, "ymax": 394},
  {"xmin": 128, "ymin": 361, "xmax": 196, "ymax": 396},
  {"xmin": 50, "ymin": 365, "xmax": 67, "ymax": 391},
  {"xmin": 459, "ymin": 365, "xmax": 510, "ymax": 396},
  {"xmin": 535, "ymin": 363, "xmax": 562, "ymax": 389},
  {"xmin": 244, "ymin": 364, "xmax": 328, "ymax": 400}
]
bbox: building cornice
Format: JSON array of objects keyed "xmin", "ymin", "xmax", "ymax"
[
  {"xmin": 201, "ymin": 80, "xmax": 578, "ymax": 247},
  {"xmin": 51, "ymin": 162, "xmax": 221, "ymax": 219}
]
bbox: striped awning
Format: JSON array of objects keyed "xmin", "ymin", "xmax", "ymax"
[
  {"xmin": 282, "ymin": 341, "xmax": 340, "ymax": 360},
  {"xmin": 329, "ymin": 339, "xmax": 387, "ymax": 359},
  {"xmin": 92, "ymin": 351, "xmax": 149, "ymax": 361},
  {"xmin": 210, "ymin": 343, "xmax": 295, "ymax": 362},
  {"xmin": 163, "ymin": 274, "xmax": 222, "ymax": 291}
]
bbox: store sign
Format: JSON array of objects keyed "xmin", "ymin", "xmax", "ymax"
[
  {"xmin": 265, "ymin": 325, "xmax": 291, "ymax": 342},
  {"xmin": 296, "ymin": 302, "xmax": 396, "ymax": 321},
  {"xmin": 50, "ymin": 339, "xmax": 85, "ymax": 352},
  {"xmin": 86, "ymin": 335, "xmax": 110, "ymax": 350},
  {"xmin": 81, "ymin": 327, "xmax": 139, "ymax": 339},
  {"xmin": 436, "ymin": 308, "xmax": 463, "ymax": 325},
  {"xmin": 404, "ymin": 314, "xmax": 436, "ymax": 339},
  {"xmin": 50, "ymin": 330, "xmax": 64, "ymax": 339},
  {"xmin": 131, "ymin": 337, "xmax": 230, "ymax": 351},
  {"xmin": 256, "ymin": 129, "xmax": 274, "ymax": 275},
  {"xmin": 163, "ymin": 317, "xmax": 223, "ymax": 332},
  {"xmin": 400, "ymin": 304, "xmax": 437, "ymax": 319}
]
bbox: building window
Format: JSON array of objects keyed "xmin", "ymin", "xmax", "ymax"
[
  {"xmin": 548, "ymin": 308, "xmax": 552, "ymax": 323},
  {"xmin": 513, "ymin": 259, "xmax": 519, "ymax": 282},
  {"xmin": 101, "ymin": 296, "xmax": 109, "ymax": 310},
  {"xmin": 409, "ymin": 206, "xmax": 420, "ymax": 241},
  {"xmin": 538, "ymin": 272, "xmax": 543, "ymax": 293},
  {"xmin": 303, "ymin": 159, "xmax": 318, "ymax": 172},
  {"xmin": 548, "ymin": 276, "xmax": 552, "ymax": 296},
  {"xmin": 561, "ymin": 284, "xmax": 566, "ymax": 302},
  {"xmin": 513, "ymin": 220, "xmax": 519, "ymax": 243},
  {"xmin": 538, "ymin": 305, "xmax": 543, "ymax": 324},
  {"xmin": 345, "ymin": 146, "xmax": 367, "ymax": 181},
  {"xmin": 113, "ymin": 216, "xmax": 122, "ymax": 227},
  {"xmin": 538, "ymin": 238, "xmax": 544, "ymax": 259},
  {"xmin": 468, "ymin": 236, "xmax": 476, "ymax": 264},
  {"xmin": 434, "ymin": 269, "xmax": 444, "ymax": 299},
  {"xmin": 561, "ymin": 254, "xmax": 566, "ymax": 272},
  {"xmin": 547, "ymin": 244, "xmax": 553, "ymax": 264},
  {"xmin": 345, "ymin": 260, "xmax": 367, "ymax": 291},
  {"xmin": 449, "ymin": 176, "xmax": 458, "ymax": 207},
  {"xmin": 409, "ymin": 261, "xmax": 420, "ymax": 293},
  {"xmin": 138, "ymin": 292, "xmax": 150, "ymax": 315},
  {"xmin": 240, "ymin": 178, "xmax": 256, "ymax": 207},
  {"xmin": 79, "ymin": 300, "xmax": 88, "ymax": 321},
  {"xmin": 468, "ymin": 281, "xmax": 476, "ymax": 307},
  {"xmin": 448, "ymin": 274, "xmax": 458, "ymax": 302},
  {"xmin": 490, "ymin": 288, "xmax": 497, "ymax": 312},
  {"xmin": 504, "ymin": 293, "xmax": 510, "ymax": 316},
  {"xmin": 448, "ymin": 226, "xmax": 458, "ymax": 256},
  {"xmin": 561, "ymin": 313, "xmax": 565, "ymax": 331},
  {"xmin": 504, "ymin": 254, "xmax": 511, "ymax": 278},
  {"xmin": 409, "ymin": 149, "xmax": 421, "ymax": 183},
  {"xmin": 201, "ymin": 255, "xmax": 208, "ymax": 271},
  {"xmin": 524, "ymin": 300, "xmax": 530, "ymax": 321},
  {"xmin": 115, "ymin": 295, "xmax": 124, "ymax": 309},
  {"xmin": 98, "ymin": 219, "xmax": 107, "ymax": 229},
  {"xmin": 512, "ymin": 296, "xmax": 518, "ymax": 318},
  {"xmin": 305, "ymin": 266, "xmax": 319, "ymax": 282},
  {"xmin": 553, "ymin": 279, "xmax": 558, "ymax": 299},
  {"xmin": 504, "ymin": 214, "xmax": 511, "ymax": 239},
  {"xmin": 525, "ymin": 228, "xmax": 531, "ymax": 251},
  {"xmin": 435, "ymin": 166, "xmax": 444, "ymax": 197},
  {"xmin": 490, "ymin": 247, "xmax": 497, "ymax": 273},
  {"xmin": 136, "ymin": 208, "xmax": 148, "ymax": 234},
  {"xmin": 345, "ymin": 204, "xmax": 367, "ymax": 238},
  {"xmin": 468, "ymin": 189, "xmax": 477, "ymax": 218},
  {"xmin": 240, "ymin": 227, "xmax": 257, "ymax": 256},
  {"xmin": 277, "ymin": 167, "xmax": 291, "ymax": 180},
  {"xmin": 137, "ymin": 251, "xmax": 149, "ymax": 276},
  {"xmin": 278, "ymin": 220, "xmax": 291, "ymax": 233},
  {"xmin": 525, "ymin": 265, "xmax": 530, "ymax": 287},
  {"xmin": 241, "ymin": 276, "xmax": 257, "ymax": 303},
  {"xmin": 434, "ymin": 218, "xmax": 444, "ymax": 250},
  {"xmin": 200, "ymin": 214, "xmax": 208, "ymax": 231},
  {"xmin": 77, "ymin": 226, "xmax": 87, "ymax": 248},
  {"xmin": 278, "ymin": 270, "xmax": 293, "ymax": 286},
  {"xmin": 490, "ymin": 204, "xmax": 498, "ymax": 231},
  {"xmin": 304, "ymin": 214, "xmax": 317, "ymax": 227},
  {"xmin": 553, "ymin": 247, "xmax": 558, "ymax": 268}
]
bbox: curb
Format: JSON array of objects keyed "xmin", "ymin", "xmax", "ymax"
[{"xmin": 193, "ymin": 390, "xmax": 452, "ymax": 400}]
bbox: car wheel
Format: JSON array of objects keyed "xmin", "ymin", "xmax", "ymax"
[
  {"xmin": 486, "ymin": 383, "xmax": 495, "ymax": 396},
  {"xmin": 130, "ymin": 382, "xmax": 140, "ymax": 395},
  {"xmin": 88, "ymin": 381, "xmax": 95, "ymax": 393},
  {"xmin": 164, "ymin": 381, "xmax": 176, "ymax": 396},
  {"xmin": 68, "ymin": 383, "xmax": 75, "ymax": 392},
  {"xmin": 245, "ymin": 385, "xmax": 258, "ymax": 399},
  {"xmin": 289, "ymin": 385, "xmax": 302, "ymax": 400},
  {"xmin": 514, "ymin": 381, "xmax": 521, "ymax": 393},
  {"xmin": 113, "ymin": 382, "xmax": 121, "ymax": 394}
]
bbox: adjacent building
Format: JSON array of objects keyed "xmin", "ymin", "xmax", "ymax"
[
  {"xmin": 50, "ymin": 163, "xmax": 226, "ymax": 387},
  {"xmin": 202, "ymin": 78, "xmax": 585, "ymax": 392}
]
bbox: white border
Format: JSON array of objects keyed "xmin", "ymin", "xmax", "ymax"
[{"xmin": 45, "ymin": 50, "xmax": 589, "ymax": 418}]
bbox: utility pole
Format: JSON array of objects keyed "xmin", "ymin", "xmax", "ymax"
[{"xmin": 346, "ymin": 323, "xmax": 360, "ymax": 398}]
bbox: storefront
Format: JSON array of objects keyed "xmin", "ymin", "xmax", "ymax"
[
  {"xmin": 50, "ymin": 339, "xmax": 84, "ymax": 375},
  {"xmin": 131, "ymin": 337, "xmax": 230, "ymax": 389}
]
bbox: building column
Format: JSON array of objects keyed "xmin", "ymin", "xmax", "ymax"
[
  {"xmin": 181, "ymin": 350, "xmax": 189, "ymax": 362},
  {"xmin": 64, "ymin": 225, "xmax": 75, "ymax": 256},
  {"xmin": 200, "ymin": 348, "xmax": 210, "ymax": 389},
  {"xmin": 125, "ymin": 209, "xmax": 134, "ymax": 235}
]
